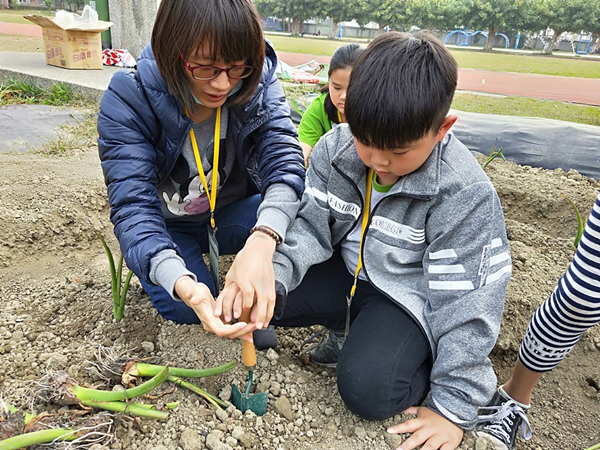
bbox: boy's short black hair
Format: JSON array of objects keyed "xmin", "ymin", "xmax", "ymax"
[
  {"xmin": 345, "ymin": 31, "xmax": 457, "ymax": 150},
  {"xmin": 152, "ymin": 0, "xmax": 265, "ymax": 113}
]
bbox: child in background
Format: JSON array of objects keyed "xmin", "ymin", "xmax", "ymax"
[
  {"xmin": 477, "ymin": 191, "xmax": 600, "ymax": 450},
  {"xmin": 297, "ymin": 43, "xmax": 364, "ymax": 165},
  {"xmin": 223, "ymin": 31, "xmax": 513, "ymax": 450}
]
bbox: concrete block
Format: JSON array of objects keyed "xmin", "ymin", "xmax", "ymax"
[{"xmin": 108, "ymin": 0, "xmax": 157, "ymax": 59}]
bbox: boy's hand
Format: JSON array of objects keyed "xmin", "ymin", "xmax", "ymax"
[
  {"xmin": 387, "ymin": 406, "xmax": 463, "ymax": 450},
  {"xmin": 218, "ymin": 231, "xmax": 277, "ymax": 328}
]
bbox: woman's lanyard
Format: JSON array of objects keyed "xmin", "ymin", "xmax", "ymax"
[
  {"xmin": 345, "ymin": 168, "xmax": 373, "ymax": 337},
  {"xmin": 186, "ymin": 106, "xmax": 221, "ymax": 230},
  {"xmin": 185, "ymin": 107, "xmax": 222, "ymax": 292}
]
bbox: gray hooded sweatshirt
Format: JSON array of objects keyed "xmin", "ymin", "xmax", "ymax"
[{"xmin": 273, "ymin": 125, "xmax": 511, "ymax": 430}]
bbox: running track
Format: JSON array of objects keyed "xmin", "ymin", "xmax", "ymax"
[
  {"xmin": 277, "ymin": 51, "xmax": 600, "ymax": 107},
  {"xmin": 1, "ymin": 22, "xmax": 599, "ymax": 106}
]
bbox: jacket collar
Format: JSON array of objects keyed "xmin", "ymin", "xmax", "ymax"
[{"xmin": 331, "ymin": 125, "xmax": 444, "ymax": 199}]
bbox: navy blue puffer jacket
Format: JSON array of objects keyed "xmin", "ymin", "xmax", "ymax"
[{"xmin": 98, "ymin": 42, "xmax": 305, "ymax": 283}]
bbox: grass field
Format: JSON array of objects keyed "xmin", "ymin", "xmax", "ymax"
[
  {"xmin": 281, "ymin": 82, "xmax": 600, "ymax": 127},
  {"xmin": 452, "ymin": 93, "xmax": 600, "ymax": 126},
  {"xmin": 0, "ymin": 33, "xmax": 43, "ymax": 52},
  {"xmin": 451, "ymin": 49, "xmax": 600, "ymax": 79},
  {"xmin": 267, "ymin": 33, "xmax": 600, "ymax": 79},
  {"xmin": 0, "ymin": 9, "xmax": 52, "ymax": 25},
  {"xmin": 266, "ymin": 34, "xmax": 349, "ymax": 56}
]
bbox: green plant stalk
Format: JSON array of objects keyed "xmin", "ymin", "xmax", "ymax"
[
  {"xmin": 289, "ymin": 98, "xmax": 306, "ymax": 117},
  {"xmin": 98, "ymin": 233, "xmax": 118, "ymax": 315},
  {"xmin": 168, "ymin": 376, "xmax": 227, "ymax": 409},
  {"xmin": 561, "ymin": 194, "xmax": 584, "ymax": 248},
  {"xmin": 80, "ymin": 400, "xmax": 168, "ymax": 419},
  {"xmin": 135, "ymin": 360, "xmax": 236, "ymax": 378},
  {"xmin": 99, "ymin": 233, "xmax": 133, "ymax": 321},
  {"xmin": 4, "ymin": 404, "xmax": 34, "ymax": 425},
  {"xmin": 481, "ymin": 138, "xmax": 506, "ymax": 170},
  {"xmin": 132, "ymin": 402, "xmax": 178, "ymax": 410},
  {"xmin": 0, "ymin": 428, "xmax": 76, "ymax": 450},
  {"xmin": 71, "ymin": 365, "xmax": 168, "ymax": 403},
  {"xmin": 584, "ymin": 443, "xmax": 600, "ymax": 450},
  {"xmin": 115, "ymin": 262, "xmax": 133, "ymax": 321},
  {"xmin": 117, "ymin": 253, "xmax": 123, "ymax": 302}
]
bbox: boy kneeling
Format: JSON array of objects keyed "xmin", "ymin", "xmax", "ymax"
[{"xmin": 247, "ymin": 32, "xmax": 510, "ymax": 450}]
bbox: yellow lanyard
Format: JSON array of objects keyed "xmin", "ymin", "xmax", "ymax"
[
  {"xmin": 337, "ymin": 110, "xmax": 342, "ymax": 123},
  {"xmin": 350, "ymin": 168, "xmax": 373, "ymax": 297},
  {"xmin": 345, "ymin": 168, "xmax": 373, "ymax": 337},
  {"xmin": 186, "ymin": 107, "xmax": 221, "ymax": 229}
]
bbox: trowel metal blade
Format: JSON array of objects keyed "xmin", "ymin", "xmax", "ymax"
[{"xmin": 231, "ymin": 384, "xmax": 268, "ymax": 416}]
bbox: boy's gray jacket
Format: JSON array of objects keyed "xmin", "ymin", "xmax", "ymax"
[{"xmin": 273, "ymin": 125, "xmax": 511, "ymax": 430}]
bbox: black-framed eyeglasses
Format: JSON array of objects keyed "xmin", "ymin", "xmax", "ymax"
[{"xmin": 180, "ymin": 54, "xmax": 254, "ymax": 81}]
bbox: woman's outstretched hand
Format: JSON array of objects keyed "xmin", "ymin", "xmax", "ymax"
[{"xmin": 174, "ymin": 276, "xmax": 255, "ymax": 341}]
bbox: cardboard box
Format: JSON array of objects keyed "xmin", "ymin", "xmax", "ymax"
[{"xmin": 24, "ymin": 15, "xmax": 112, "ymax": 70}]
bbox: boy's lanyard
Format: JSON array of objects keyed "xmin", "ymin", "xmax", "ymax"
[
  {"xmin": 185, "ymin": 107, "xmax": 222, "ymax": 292},
  {"xmin": 337, "ymin": 110, "xmax": 342, "ymax": 123},
  {"xmin": 345, "ymin": 168, "xmax": 373, "ymax": 337}
]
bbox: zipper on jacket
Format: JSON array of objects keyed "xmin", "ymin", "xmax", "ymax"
[
  {"xmin": 331, "ymin": 162, "xmax": 433, "ymax": 354},
  {"xmin": 331, "ymin": 162, "xmax": 364, "ymax": 248},
  {"xmin": 238, "ymin": 113, "xmax": 270, "ymax": 192},
  {"xmin": 160, "ymin": 118, "xmax": 194, "ymax": 184}
]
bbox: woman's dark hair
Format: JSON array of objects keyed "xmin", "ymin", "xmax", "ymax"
[
  {"xmin": 321, "ymin": 43, "xmax": 365, "ymax": 124},
  {"xmin": 152, "ymin": 0, "xmax": 265, "ymax": 113},
  {"xmin": 345, "ymin": 31, "xmax": 458, "ymax": 150}
]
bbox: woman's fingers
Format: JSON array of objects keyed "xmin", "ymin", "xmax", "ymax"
[
  {"xmin": 208, "ymin": 320, "xmax": 256, "ymax": 340},
  {"xmin": 217, "ymin": 284, "xmax": 239, "ymax": 322}
]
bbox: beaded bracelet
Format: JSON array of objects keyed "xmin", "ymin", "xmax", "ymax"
[{"xmin": 250, "ymin": 226, "xmax": 282, "ymax": 247}]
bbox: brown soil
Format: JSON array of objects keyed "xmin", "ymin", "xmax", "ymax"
[{"xmin": 0, "ymin": 144, "xmax": 599, "ymax": 450}]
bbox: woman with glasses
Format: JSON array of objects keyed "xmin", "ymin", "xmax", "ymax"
[{"xmin": 97, "ymin": 0, "xmax": 304, "ymax": 339}]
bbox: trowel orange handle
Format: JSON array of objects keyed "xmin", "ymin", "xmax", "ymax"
[{"xmin": 239, "ymin": 309, "xmax": 256, "ymax": 369}]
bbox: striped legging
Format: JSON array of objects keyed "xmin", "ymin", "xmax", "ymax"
[{"xmin": 519, "ymin": 191, "xmax": 600, "ymax": 372}]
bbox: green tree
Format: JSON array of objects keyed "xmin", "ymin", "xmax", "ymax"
[
  {"xmin": 317, "ymin": 0, "xmax": 359, "ymax": 38},
  {"xmin": 354, "ymin": 0, "xmax": 411, "ymax": 32},
  {"xmin": 537, "ymin": 0, "xmax": 599, "ymax": 54},
  {"xmin": 406, "ymin": 0, "xmax": 463, "ymax": 31},
  {"xmin": 457, "ymin": 0, "xmax": 531, "ymax": 51},
  {"xmin": 254, "ymin": 0, "xmax": 319, "ymax": 35}
]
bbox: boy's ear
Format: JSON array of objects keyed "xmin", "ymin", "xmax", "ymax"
[{"xmin": 435, "ymin": 114, "xmax": 459, "ymax": 142}]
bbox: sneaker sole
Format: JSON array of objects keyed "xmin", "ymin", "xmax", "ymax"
[
  {"xmin": 476, "ymin": 431, "xmax": 510, "ymax": 450},
  {"xmin": 299, "ymin": 352, "xmax": 337, "ymax": 368},
  {"xmin": 308, "ymin": 360, "xmax": 337, "ymax": 368}
]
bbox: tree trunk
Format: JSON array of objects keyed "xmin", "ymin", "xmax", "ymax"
[
  {"xmin": 543, "ymin": 29, "xmax": 563, "ymax": 55},
  {"xmin": 299, "ymin": 20, "xmax": 304, "ymax": 36},
  {"xmin": 483, "ymin": 25, "xmax": 496, "ymax": 51},
  {"xmin": 378, "ymin": 23, "xmax": 387, "ymax": 36},
  {"xmin": 330, "ymin": 20, "xmax": 339, "ymax": 39},
  {"xmin": 292, "ymin": 17, "xmax": 300, "ymax": 36}
]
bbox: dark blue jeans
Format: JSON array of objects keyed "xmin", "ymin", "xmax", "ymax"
[
  {"xmin": 140, "ymin": 194, "xmax": 261, "ymax": 324},
  {"xmin": 272, "ymin": 251, "xmax": 432, "ymax": 420}
]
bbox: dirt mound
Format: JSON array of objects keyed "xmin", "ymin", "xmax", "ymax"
[{"xmin": 0, "ymin": 148, "xmax": 599, "ymax": 450}]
